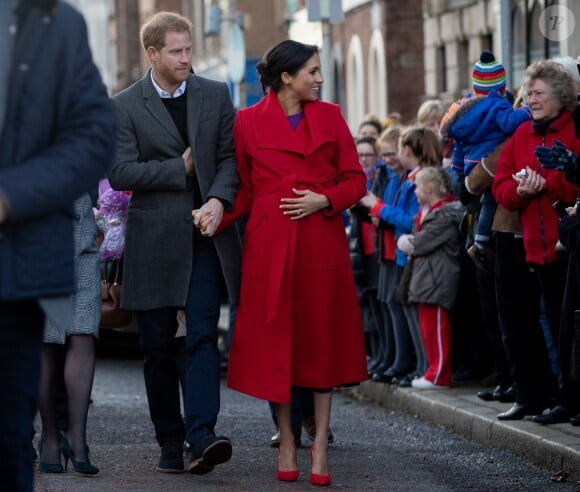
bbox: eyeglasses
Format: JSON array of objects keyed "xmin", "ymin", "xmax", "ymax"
[
  {"xmin": 381, "ymin": 152, "xmax": 397, "ymax": 159},
  {"xmin": 358, "ymin": 153, "xmax": 377, "ymax": 159},
  {"xmin": 527, "ymin": 90, "xmax": 547, "ymax": 100}
]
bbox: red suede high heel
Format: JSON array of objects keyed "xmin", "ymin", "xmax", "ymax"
[
  {"xmin": 277, "ymin": 449, "xmax": 299, "ymax": 482},
  {"xmin": 310, "ymin": 446, "xmax": 331, "ymax": 486}
]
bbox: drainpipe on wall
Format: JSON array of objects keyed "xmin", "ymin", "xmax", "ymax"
[{"xmin": 499, "ymin": 0, "xmax": 512, "ymax": 89}]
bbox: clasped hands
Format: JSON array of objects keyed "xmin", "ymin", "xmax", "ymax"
[
  {"xmin": 192, "ymin": 198, "xmax": 224, "ymax": 237},
  {"xmin": 192, "ymin": 188, "xmax": 330, "ymax": 237}
]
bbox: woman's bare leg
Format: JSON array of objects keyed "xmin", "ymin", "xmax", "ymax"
[
  {"xmin": 311, "ymin": 391, "xmax": 332, "ymax": 476},
  {"xmin": 274, "ymin": 403, "xmax": 298, "ymax": 471}
]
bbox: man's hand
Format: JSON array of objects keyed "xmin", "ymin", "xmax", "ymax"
[
  {"xmin": 183, "ymin": 147, "xmax": 194, "ymax": 176},
  {"xmin": 192, "ymin": 197, "xmax": 224, "ymax": 236},
  {"xmin": 535, "ymin": 140, "xmax": 576, "ymax": 171}
]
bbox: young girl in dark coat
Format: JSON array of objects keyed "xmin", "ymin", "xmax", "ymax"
[{"xmin": 397, "ymin": 167, "xmax": 465, "ymax": 388}]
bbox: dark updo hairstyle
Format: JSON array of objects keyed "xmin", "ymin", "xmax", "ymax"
[{"xmin": 256, "ymin": 40, "xmax": 319, "ymax": 95}]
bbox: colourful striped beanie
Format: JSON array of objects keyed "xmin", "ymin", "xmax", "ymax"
[{"xmin": 472, "ymin": 50, "xmax": 506, "ymax": 96}]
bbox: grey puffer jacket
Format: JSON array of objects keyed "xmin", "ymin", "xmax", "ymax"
[{"xmin": 407, "ymin": 200, "xmax": 465, "ymax": 311}]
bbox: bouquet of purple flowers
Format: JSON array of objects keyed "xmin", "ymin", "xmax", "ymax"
[{"xmin": 95, "ymin": 188, "xmax": 130, "ymax": 260}]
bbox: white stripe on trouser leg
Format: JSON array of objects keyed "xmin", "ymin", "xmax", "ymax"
[{"xmin": 433, "ymin": 306, "xmax": 444, "ymax": 385}]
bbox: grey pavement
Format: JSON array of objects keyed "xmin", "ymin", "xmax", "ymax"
[
  {"xmin": 359, "ymin": 379, "xmax": 580, "ymax": 481},
  {"xmin": 34, "ymin": 358, "xmax": 580, "ymax": 490}
]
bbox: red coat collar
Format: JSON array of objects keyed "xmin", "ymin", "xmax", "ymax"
[
  {"xmin": 526, "ymin": 109, "xmax": 572, "ymax": 135},
  {"xmin": 252, "ymin": 90, "xmax": 336, "ymax": 155}
]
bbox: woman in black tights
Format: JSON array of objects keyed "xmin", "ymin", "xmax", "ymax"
[{"xmin": 37, "ymin": 192, "xmax": 100, "ymax": 475}]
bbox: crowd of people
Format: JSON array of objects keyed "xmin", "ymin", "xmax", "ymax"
[
  {"xmin": 2, "ymin": 2, "xmax": 580, "ymax": 491},
  {"xmin": 351, "ymin": 51, "xmax": 580, "ymax": 430}
]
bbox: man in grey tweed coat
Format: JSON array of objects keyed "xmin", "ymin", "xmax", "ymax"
[{"xmin": 109, "ymin": 12, "xmax": 242, "ymax": 476}]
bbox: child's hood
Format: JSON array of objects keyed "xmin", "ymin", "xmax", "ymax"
[{"xmin": 440, "ymin": 94, "xmax": 487, "ymax": 141}]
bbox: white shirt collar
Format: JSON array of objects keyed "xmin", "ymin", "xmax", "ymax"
[{"xmin": 150, "ymin": 72, "xmax": 186, "ymax": 99}]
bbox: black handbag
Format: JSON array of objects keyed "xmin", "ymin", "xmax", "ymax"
[{"xmin": 101, "ymin": 259, "xmax": 132, "ymax": 327}]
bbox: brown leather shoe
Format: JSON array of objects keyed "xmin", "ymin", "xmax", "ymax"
[{"xmin": 302, "ymin": 417, "xmax": 334, "ymax": 444}]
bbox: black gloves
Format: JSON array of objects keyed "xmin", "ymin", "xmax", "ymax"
[{"xmin": 535, "ymin": 140, "xmax": 576, "ymax": 171}]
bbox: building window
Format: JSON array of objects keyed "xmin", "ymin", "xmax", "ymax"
[
  {"xmin": 511, "ymin": 0, "xmax": 560, "ymax": 87},
  {"xmin": 437, "ymin": 45, "xmax": 447, "ymax": 94},
  {"xmin": 457, "ymin": 40, "xmax": 469, "ymax": 93},
  {"xmin": 529, "ymin": 1, "xmax": 545, "ymax": 62},
  {"xmin": 368, "ymin": 30, "xmax": 387, "ymax": 120},
  {"xmin": 346, "ymin": 35, "xmax": 365, "ymax": 133}
]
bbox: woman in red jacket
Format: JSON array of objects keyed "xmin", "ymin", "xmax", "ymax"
[
  {"xmin": 195, "ymin": 40, "xmax": 368, "ymax": 486},
  {"xmin": 492, "ymin": 60, "xmax": 580, "ymax": 422}
]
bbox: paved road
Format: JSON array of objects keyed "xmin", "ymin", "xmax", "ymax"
[{"xmin": 33, "ymin": 356, "xmax": 580, "ymax": 491}]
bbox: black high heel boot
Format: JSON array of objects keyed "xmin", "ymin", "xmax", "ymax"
[
  {"xmin": 60, "ymin": 434, "xmax": 99, "ymax": 475},
  {"xmin": 37, "ymin": 440, "xmax": 64, "ymax": 474}
]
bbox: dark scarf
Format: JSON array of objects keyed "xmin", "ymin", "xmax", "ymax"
[{"xmin": 532, "ymin": 110, "xmax": 563, "ymax": 135}]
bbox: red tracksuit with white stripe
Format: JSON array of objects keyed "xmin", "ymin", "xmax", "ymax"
[
  {"xmin": 415, "ymin": 200, "xmax": 454, "ymax": 387},
  {"xmin": 419, "ymin": 303, "xmax": 452, "ymax": 386}
]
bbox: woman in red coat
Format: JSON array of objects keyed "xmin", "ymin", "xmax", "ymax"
[
  {"xmin": 492, "ymin": 60, "xmax": 579, "ymax": 422},
  {"xmin": 195, "ymin": 40, "xmax": 368, "ymax": 485}
]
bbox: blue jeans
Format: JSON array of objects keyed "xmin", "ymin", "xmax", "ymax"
[
  {"xmin": 0, "ymin": 300, "xmax": 44, "ymax": 492},
  {"xmin": 137, "ymin": 236, "xmax": 223, "ymax": 447},
  {"xmin": 475, "ymin": 192, "xmax": 497, "ymax": 245}
]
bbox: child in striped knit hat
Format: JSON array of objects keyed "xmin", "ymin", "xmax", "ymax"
[{"xmin": 440, "ymin": 50, "xmax": 532, "ymax": 270}]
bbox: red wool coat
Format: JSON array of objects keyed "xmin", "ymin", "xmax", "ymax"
[
  {"xmin": 493, "ymin": 110, "xmax": 579, "ymax": 265},
  {"xmin": 223, "ymin": 91, "xmax": 368, "ymax": 403}
]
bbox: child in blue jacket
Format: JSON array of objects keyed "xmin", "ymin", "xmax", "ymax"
[{"xmin": 440, "ymin": 50, "xmax": 532, "ymax": 268}]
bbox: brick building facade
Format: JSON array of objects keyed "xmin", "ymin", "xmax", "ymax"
[{"xmin": 98, "ymin": 1, "xmax": 578, "ymax": 131}]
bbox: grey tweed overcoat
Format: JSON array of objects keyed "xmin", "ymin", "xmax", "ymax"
[
  {"xmin": 109, "ymin": 70, "xmax": 242, "ymax": 310},
  {"xmin": 43, "ymin": 193, "xmax": 101, "ymax": 343}
]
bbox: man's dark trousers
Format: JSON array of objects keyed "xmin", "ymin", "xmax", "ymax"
[
  {"xmin": 137, "ymin": 233, "xmax": 223, "ymax": 447},
  {"xmin": 0, "ymin": 300, "xmax": 44, "ymax": 492}
]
